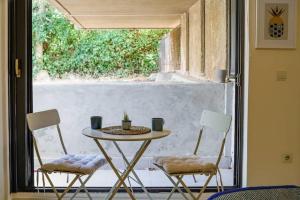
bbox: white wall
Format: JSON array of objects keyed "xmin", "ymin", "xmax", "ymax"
[
  {"xmin": 0, "ymin": 0, "xmax": 9, "ymax": 199},
  {"xmin": 246, "ymin": 0, "xmax": 300, "ymax": 185}
]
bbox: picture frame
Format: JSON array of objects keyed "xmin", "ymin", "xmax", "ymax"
[{"xmin": 256, "ymin": 0, "xmax": 297, "ymax": 49}]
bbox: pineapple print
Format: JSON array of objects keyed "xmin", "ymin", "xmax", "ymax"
[{"xmin": 269, "ymin": 6, "xmax": 285, "ymax": 38}]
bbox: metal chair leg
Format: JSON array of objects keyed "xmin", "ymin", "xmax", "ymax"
[
  {"xmin": 166, "ymin": 175, "xmax": 183, "ymax": 200},
  {"xmin": 166, "ymin": 186, "xmax": 177, "ymax": 200},
  {"xmin": 153, "ymin": 164, "xmax": 189, "ymax": 200},
  {"xmin": 79, "ymin": 176, "xmax": 93, "ymax": 200},
  {"xmin": 216, "ymin": 175, "xmax": 220, "ymax": 192},
  {"xmin": 44, "ymin": 172, "xmax": 80, "ymax": 200},
  {"xmin": 166, "ymin": 175, "xmax": 190, "ymax": 200},
  {"xmin": 176, "ymin": 176, "xmax": 197, "ymax": 200},
  {"xmin": 218, "ymin": 168, "xmax": 224, "ymax": 191},
  {"xmin": 58, "ymin": 175, "xmax": 80, "ymax": 200},
  {"xmin": 196, "ymin": 174, "xmax": 214, "ymax": 200},
  {"xmin": 71, "ymin": 173, "xmax": 94, "ymax": 200},
  {"xmin": 43, "ymin": 173, "xmax": 60, "ymax": 199},
  {"xmin": 156, "ymin": 171, "xmax": 189, "ymax": 200},
  {"xmin": 42, "ymin": 172, "xmax": 46, "ymax": 193}
]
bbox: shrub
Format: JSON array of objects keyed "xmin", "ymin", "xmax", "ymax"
[{"xmin": 32, "ymin": 0, "xmax": 169, "ymax": 79}]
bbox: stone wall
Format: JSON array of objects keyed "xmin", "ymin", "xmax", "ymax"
[
  {"xmin": 188, "ymin": 0, "xmax": 204, "ymax": 78},
  {"xmin": 180, "ymin": 13, "xmax": 189, "ymax": 74},
  {"xmin": 204, "ymin": 0, "xmax": 229, "ymax": 79},
  {"xmin": 159, "ymin": 27, "xmax": 181, "ymax": 72},
  {"xmin": 176, "ymin": 0, "xmax": 229, "ymax": 80},
  {"xmin": 33, "ymin": 81, "xmax": 233, "ymax": 169}
]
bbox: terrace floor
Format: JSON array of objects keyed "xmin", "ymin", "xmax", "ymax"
[
  {"xmin": 13, "ymin": 192, "xmax": 214, "ymax": 200},
  {"xmin": 35, "ymin": 169, "xmax": 233, "ymax": 188}
]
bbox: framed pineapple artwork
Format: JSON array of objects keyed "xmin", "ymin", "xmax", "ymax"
[{"xmin": 256, "ymin": 0, "xmax": 297, "ymax": 49}]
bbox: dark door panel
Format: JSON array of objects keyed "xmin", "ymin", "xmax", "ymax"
[{"xmin": 8, "ymin": 0, "xmax": 33, "ymax": 192}]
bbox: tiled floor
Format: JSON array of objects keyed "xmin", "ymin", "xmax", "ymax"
[
  {"xmin": 12, "ymin": 192, "xmax": 214, "ymax": 199},
  {"xmin": 35, "ymin": 169, "xmax": 233, "ymax": 187},
  {"xmin": 30, "ymin": 169, "xmax": 231, "ymax": 199}
]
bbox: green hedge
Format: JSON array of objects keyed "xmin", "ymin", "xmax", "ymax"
[{"xmin": 32, "ymin": 0, "xmax": 169, "ymax": 78}]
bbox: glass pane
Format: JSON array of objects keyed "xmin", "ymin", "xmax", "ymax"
[{"xmin": 32, "ymin": 0, "xmax": 235, "ymax": 188}]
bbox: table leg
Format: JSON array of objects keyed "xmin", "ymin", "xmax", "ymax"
[
  {"xmin": 94, "ymin": 139, "xmax": 136, "ymax": 200},
  {"xmin": 105, "ymin": 168, "xmax": 130, "ymax": 200},
  {"xmin": 113, "ymin": 141, "xmax": 153, "ymax": 200},
  {"xmin": 108, "ymin": 140, "xmax": 152, "ymax": 200}
]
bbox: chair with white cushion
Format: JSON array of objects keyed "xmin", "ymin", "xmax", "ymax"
[
  {"xmin": 153, "ymin": 110, "xmax": 232, "ymax": 200},
  {"xmin": 27, "ymin": 109, "xmax": 107, "ymax": 200}
]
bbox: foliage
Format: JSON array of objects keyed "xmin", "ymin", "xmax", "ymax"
[
  {"xmin": 32, "ymin": 0, "xmax": 169, "ymax": 79},
  {"xmin": 123, "ymin": 112, "xmax": 130, "ymax": 121}
]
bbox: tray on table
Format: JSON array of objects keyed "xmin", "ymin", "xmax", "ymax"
[{"xmin": 100, "ymin": 126, "xmax": 151, "ymax": 135}]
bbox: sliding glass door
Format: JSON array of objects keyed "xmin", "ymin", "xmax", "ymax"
[
  {"xmin": 8, "ymin": 0, "xmax": 34, "ymax": 192},
  {"xmin": 9, "ymin": 0, "xmax": 245, "ymax": 192}
]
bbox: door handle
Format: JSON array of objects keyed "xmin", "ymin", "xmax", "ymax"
[{"xmin": 15, "ymin": 58, "xmax": 21, "ymax": 78}]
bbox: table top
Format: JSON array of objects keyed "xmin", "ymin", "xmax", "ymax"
[{"xmin": 82, "ymin": 127, "xmax": 171, "ymax": 141}]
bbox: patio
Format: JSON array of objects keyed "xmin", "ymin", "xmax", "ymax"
[
  {"xmin": 31, "ymin": 0, "xmax": 234, "ymax": 194},
  {"xmin": 35, "ymin": 169, "xmax": 234, "ymax": 188},
  {"xmin": 33, "ymin": 79, "xmax": 234, "ymax": 188}
]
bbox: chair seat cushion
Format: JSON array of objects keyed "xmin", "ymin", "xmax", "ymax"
[
  {"xmin": 153, "ymin": 155, "xmax": 217, "ymax": 175},
  {"xmin": 41, "ymin": 154, "xmax": 107, "ymax": 175}
]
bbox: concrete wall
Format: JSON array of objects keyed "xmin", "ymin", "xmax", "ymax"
[
  {"xmin": 0, "ymin": 0, "xmax": 9, "ymax": 199},
  {"xmin": 33, "ymin": 82, "xmax": 232, "ymax": 169},
  {"xmin": 246, "ymin": 0, "xmax": 300, "ymax": 185}
]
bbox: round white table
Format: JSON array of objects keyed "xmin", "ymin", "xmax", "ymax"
[{"xmin": 82, "ymin": 127, "xmax": 171, "ymax": 200}]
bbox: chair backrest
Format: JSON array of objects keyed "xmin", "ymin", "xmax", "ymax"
[
  {"xmin": 26, "ymin": 109, "xmax": 67, "ymax": 166},
  {"xmin": 27, "ymin": 109, "xmax": 60, "ymax": 131},
  {"xmin": 194, "ymin": 110, "xmax": 232, "ymax": 167},
  {"xmin": 200, "ymin": 110, "xmax": 231, "ymax": 133}
]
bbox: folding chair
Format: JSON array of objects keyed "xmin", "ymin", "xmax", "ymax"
[
  {"xmin": 153, "ymin": 110, "xmax": 232, "ymax": 200},
  {"xmin": 27, "ymin": 109, "xmax": 107, "ymax": 200}
]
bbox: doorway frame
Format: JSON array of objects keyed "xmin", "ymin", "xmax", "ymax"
[{"xmin": 8, "ymin": 0, "xmax": 245, "ymax": 193}]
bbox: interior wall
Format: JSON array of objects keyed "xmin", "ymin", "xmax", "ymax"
[
  {"xmin": 247, "ymin": 0, "xmax": 300, "ymax": 185},
  {"xmin": 0, "ymin": 0, "xmax": 9, "ymax": 199}
]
